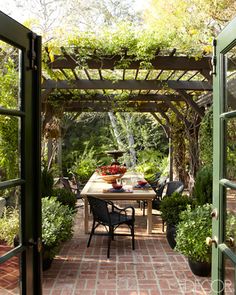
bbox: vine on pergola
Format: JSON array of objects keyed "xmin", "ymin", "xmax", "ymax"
[{"xmin": 41, "ymin": 25, "xmax": 213, "ymax": 180}]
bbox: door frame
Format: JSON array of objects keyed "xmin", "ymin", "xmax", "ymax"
[
  {"xmin": 213, "ymin": 16, "xmax": 236, "ymax": 294},
  {"xmin": 0, "ymin": 12, "xmax": 42, "ymax": 294}
]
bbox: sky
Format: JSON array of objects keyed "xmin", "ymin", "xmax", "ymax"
[{"xmin": 1, "ymin": 0, "xmax": 150, "ymax": 25}]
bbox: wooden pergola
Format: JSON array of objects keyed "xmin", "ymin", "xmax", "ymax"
[
  {"xmin": 42, "ymin": 48, "xmax": 212, "ymax": 115},
  {"xmin": 42, "ymin": 47, "xmax": 213, "ymax": 181}
]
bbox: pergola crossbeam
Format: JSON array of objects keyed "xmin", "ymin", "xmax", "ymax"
[
  {"xmin": 44, "ymin": 101, "xmax": 168, "ymax": 113},
  {"xmin": 48, "ymin": 54, "xmax": 212, "ymax": 71},
  {"xmin": 42, "ymin": 79, "xmax": 212, "ymax": 91},
  {"xmin": 44, "ymin": 93, "xmax": 183, "ymax": 103}
]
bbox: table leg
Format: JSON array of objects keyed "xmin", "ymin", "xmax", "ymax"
[
  {"xmin": 147, "ymin": 200, "xmax": 152, "ymax": 234},
  {"xmin": 84, "ymin": 197, "xmax": 89, "ymax": 234}
]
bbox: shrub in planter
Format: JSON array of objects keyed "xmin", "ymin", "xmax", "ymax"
[
  {"xmin": 160, "ymin": 192, "xmax": 194, "ymax": 226},
  {"xmin": 192, "ymin": 166, "xmax": 213, "ymax": 205},
  {"xmin": 42, "ymin": 197, "xmax": 75, "ymax": 261},
  {"xmin": 160, "ymin": 192, "xmax": 194, "ymax": 249},
  {"xmin": 52, "ymin": 188, "xmax": 77, "ymax": 209},
  {"xmin": 175, "ymin": 204, "xmax": 212, "ymax": 276},
  {"xmin": 0, "ymin": 198, "xmax": 75, "ymax": 270}
]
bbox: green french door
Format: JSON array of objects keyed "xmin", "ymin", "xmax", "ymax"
[
  {"xmin": 213, "ymin": 16, "xmax": 236, "ymax": 294},
  {"xmin": 0, "ymin": 12, "xmax": 42, "ymax": 294}
]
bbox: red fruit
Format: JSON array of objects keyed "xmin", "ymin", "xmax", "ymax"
[
  {"xmin": 138, "ymin": 180, "xmax": 147, "ymax": 186},
  {"xmin": 112, "ymin": 183, "xmax": 123, "ymax": 189}
]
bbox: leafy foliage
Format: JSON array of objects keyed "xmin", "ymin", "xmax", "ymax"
[
  {"xmin": 160, "ymin": 192, "xmax": 194, "ymax": 225},
  {"xmin": 0, "ymin": 198, "xmax": 75, "ymax": 259},
  {"xmin": 144, "ymin": 0, "xmax": 236, "ymax": 56},
  {"xmin": 175, "ymin": 204, "xmax": 212, "ymax": 263},
  {"xmin": 0, "ymin": 53, "xmax": 19, "ymax": 181},
  {"xmin": 199, "ymin": 107, "xmax": 213, "ymax": 167},
  {"xmin": 42, "ymin": 197, "xmax": 75, "ymax": 259},
  {"xmin": 226, "ymin": 211, "xmax": 236, "ymax": 242},
  {"xmin": 0, "ymin": 207, "xmax": 19, "ymax": 246},
  {"xmin": 52, "ymin": 188, "xmax": 77, "ymax": 209},
  {"xmin": 69, "ymin": 145, "xmax": 100, "ymax": 183},
  {"xmin": 225, "ymin": 118, "xmax": 236, "ymax": 180},
  {"xmin": 192, "ymin": 166, "xmax": 213, "ymax": 205},
  {"xmin": 41, "ymin": 166, "xmax": 54, "ymax": 198}
]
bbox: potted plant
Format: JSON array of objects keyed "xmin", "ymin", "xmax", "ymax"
[
  {"xmin": 175, "ymin": 203, "xmax": 212, "ymax": 277},
  {"xmin": 41, "ymin": 197, "xmax": 75, "ymax": 270},
  {"xmin": 160, "ymin": 192, "xmax": 194, "ymax": 249},
  {"xmin": 52, "ymin": 187, "xmax": 77, "ymax": 209},
  {"xmin": 0, "ymin": 197, "xmax": 75, "ymax": 271},
  {"xmin": 192, "ymin": 166, "xmax": 213, "ymax": 205}
]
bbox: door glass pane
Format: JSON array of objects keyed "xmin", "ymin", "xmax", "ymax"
[
  {"xmin": 224, "ymin": 256, "xmax": 235, "ymax": 294},
  {"xmin": 0, "ymin": 256, "xmax": 20, "ymax": 294},
  {"xmin": 226, "ymin": 188, "xmax": 236, "ymax": 254},
  {"xmin": 0, "ymin": 41, "xmax": 21, "ymax": 110},
  {"xmin": 0, "ymin": 186, "xmax": 21, "ymax": 255},
  {"xmin": 0, "ymin": 115, "xmax": 20, "ymax": 181},
  {"xmin": 225, "ymin": 118, "xmax": 236, "ymax": 181},
  {"xmin": 225, "ymin": 46, "xmax": 236, "ymax": 112}
]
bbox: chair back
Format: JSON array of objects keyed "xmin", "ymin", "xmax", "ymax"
[
  {"xmin": 59, "ymin": 177, "xmax": 72, "ymax": 192},
  {"xmin": 165, "ymin": 181, "xmax": 184, "ymax": 196},
  {"xmin": 87, "ymin": 196, "xmax": 110, "ymax": 224},
  {"xmin": 156, "ymin": 177, "xmax": 168, "ymax": 198}
]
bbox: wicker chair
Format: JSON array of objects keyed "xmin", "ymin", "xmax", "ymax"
[{"xmin": 87, "ymin": 195, "xmax": 135, "ymax": 258}]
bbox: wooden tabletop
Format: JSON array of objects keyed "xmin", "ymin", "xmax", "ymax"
[
  {"xmin": 81, "ymin": 171, "xmax": 156, "ymax": 234},
  {"xmin": 80, "ymin": 171, "xmax": 156, "ymax": 200}
]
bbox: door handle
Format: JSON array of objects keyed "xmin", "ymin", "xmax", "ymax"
[
  {"xmin": 211, "ymin": 209, "xmax": 218, "ymax": 219},
  {"xmin": 226, "ymin": 237, "xmax": 235, "ymax": 248},
  {"xmin": 206, "ymin": 237, "xmax": 217, "ymax": 246}
]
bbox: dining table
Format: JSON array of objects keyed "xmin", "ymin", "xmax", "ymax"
[{"xmin": 80, "ymin": 171, "xmax": 156, "ymax": 234}]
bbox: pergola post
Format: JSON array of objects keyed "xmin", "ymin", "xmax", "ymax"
[
  {"xmin": 151, "ymin": 112, "xmax": 173, "ymax": 180},
  {"xmin": 47, "ymin": 139, "xmax": 53, "ymax": 169},
  {"xmin": 169, "ymin": 136, "xmax": 173, "ymax": 181},
  {"xmin": 57, "ymin": 136, "xmax": 62, "ymax": 175}
]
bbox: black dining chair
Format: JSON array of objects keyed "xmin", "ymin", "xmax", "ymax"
[
  {"xmin": 152, "ymin": 180, "xmax": 184, "ymax": 231},
  {"xmin": 58, "ymin": 176, "xmax": 83, "ymax": 207},
  {"xmin": 141, "ymin": 176, "xmax": 168, "ymax": 216},
  {"xmin": 87, "ymin": 195, "xmax": 135, "ymax": 258}
]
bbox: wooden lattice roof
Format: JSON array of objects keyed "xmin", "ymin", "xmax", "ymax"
[{"xmin": 42, "ymin": 48, "xmax": 213, "ymax": 115}]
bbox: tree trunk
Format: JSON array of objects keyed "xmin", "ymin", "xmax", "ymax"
[
  {"xmin": 187, "ymin": 124, "xmax": 200, "ymax": 193},
  {"xmin": 124, "ymin": 113, "xmax": 137, "ymax": 167},
  {"xmin": 169, "ymin": 136, "xmax": 173, "ymax": 181},
  {"xmin": 108, "ymin": 111, "xmax": 124, "ymax": 149}
]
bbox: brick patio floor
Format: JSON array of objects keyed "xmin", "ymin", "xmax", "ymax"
[
  {"xmin": 1, "ymin": 201, "xmax": 212, "ymax": 295},
  {"xmin": 43, "ymin": 201, "xmax": 212, "ymax": 295}
]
